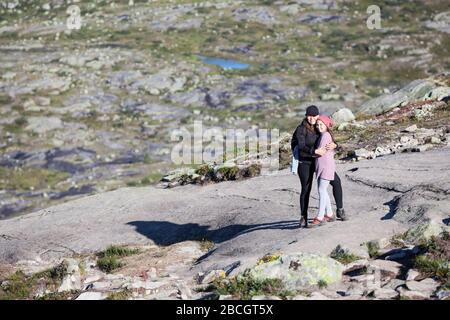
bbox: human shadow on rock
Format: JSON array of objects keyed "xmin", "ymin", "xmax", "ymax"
[{"xmin": 127, "ymin": 220, "xmax": 299, "ymax": 246}]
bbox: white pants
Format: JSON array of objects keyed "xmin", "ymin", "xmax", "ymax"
[{"xmin": 317, "ymin": 178, "xmax": 333, "ymax": 219}]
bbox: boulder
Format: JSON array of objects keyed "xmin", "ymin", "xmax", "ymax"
[
  {"xmin": 429, "ymin": 137, "xmax": 441, "ymax": 144},
  {"xmin": 413, "ymin": 104, "xmax": 436, "ymax": 120},
  {"xmin": 108, "ymin": 70, "xmax": 143, "ymax": 88},
  {"xmin": 2, "ymin": 71, "xmax": 16, "ymax": 80},
  {"xmin": 162, "ymin": 168, "xmax": 198, "ymax": 183},
  {"xmin": 230, "ymin": 96, "xmax": 260, "ymax": 109},
  {"xmin": 64, "ymin": 258, "xmax": 79, "ymax": 274},
  {"xmin": 406, "ymin": 269, "xmax": 420, "ymax": 281},
  {"xmin": 60, "ymin": 55, "xmax": 91, "ymax": 67},
  {"xmin": 247, "ymin": 253, "xmax": 344, "ymax": 291},
  {"xmin": 359, "ymin": 79, "xmax": 437, "ymax": 115},
  {"xmin": 232, "ymin": 7, "xmax": 278, "ymax": 26},
  {"xmin": 279, "ymin": 4, "xmax": 300, "ymax": 15},
  {"xmin": 83, "ymin": 274, "xmax": 103, "ymax": 284},
  {"xmin": 58, "ymin": 274, "xmax": 82, "ymax": 292},
  {"xmin": 320, "ymin": 93, "xmax": 341, "ymax": 101},
  {"xmin": 341, "ymin": 283, "xmax": 365, "ymax": 297},
  {"xmin": 400, "ymin": 135, "xmax": 413, "ymax": 144},
  {"xmin": 25, "ymin": 116, "xmax": 63, "ymax": 134},
  {"xmin": 128, "ymin": 279, "xmax": 165, "ymax": 291},
  {"xmin": 372, "ymin": 288, "xmax": 399, "ymax": 299},
  {"xmin": 354, "ymin": 148, "xmax": 374, "ymax": 159},
  {"xmin": 403, "ymin": 124, "xmax": 418, "ymax": 133},
  {"xmin": 436, "ymin": 289, "xmax": 450, "ymax": 300},
  {"xmin": 13, "ymin": 77, "xmax": 70, "ymax": 96},
  {"xmin": 403, "ymin": 220, "xmax": 449, "ymax": 243},
  {"xmin": 133, "ymin": 75, "xmax": 184, "ymax": 94},
  {"xmin": 307, "ymin": 292, "xmax": 331, "ymax": 300},
  {"xmin": 366, "ymin": 238, "xmax": 390, "ymax": 250},
  {"xmin": 397, "ymin": 287, "xmax": 430, "ymax": 300},
  {"xmin": 177, "ymin": 282, "xmax": 193, "ymax": 300},
  {"xmin": 382, "ymin": 279, "xmax": 406, "ymax": 291},
  {"xmin": 298, "ymin": 13, "xmax": 342, "ymax": 24},
  {"xmin": 75, "ymin": 292, "xmax": 105, "ymax": 300},
  {"xmin": 342, "ymin": 259, "xmax": 369, "ymax": 275},
  {"xmin": 35, "ymin": 97, "xmax": 51, "ymax": 106},
  {"xmin": 406, "ymin": 278, "xmax": 440, "ymax": 294},
  {"xmin": 169, "ymin": 90, "xmax": 206, "ymax": 107},
  {"xmin": 367, "ymin": 260, "xmax": 402, "ymax": 279},
  {"xmin": 422, "ymin": 86, "xmax": 450, "ymax": 101},
  {"xmin": 374, "ymin": 146, "xmax": 393, "ymax": 157},
  {"xmin": 251, "ymin": 295, "xmax": 282, "ymax": 300},
  {"xmin": 331, "ymin": 108, "xmax": 356, "ymax": 125},
  {"xmin": 87, "ymin": 281, "xmax": 117, "ymax": 291},
  {"xmin": 425, "ymin": 11, "xmax": 450, "ymax": 34},
  {"xmin": 200, "ymin": 269, "xmax": 226, "ymax": 284},
  {"xmin": 349, "ymin": 274, "xmax": 381, "ymax": 291}
]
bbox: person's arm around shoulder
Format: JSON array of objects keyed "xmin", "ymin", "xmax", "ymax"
[
  {"xmin": 325, "ymin": 133, "xmax": 338, "ymax": 151},
  {"xmin": 315, "ymin": 132, "xmax": 332, "ymax": 156}
]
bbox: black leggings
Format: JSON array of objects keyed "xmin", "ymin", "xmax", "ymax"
[{"xmin": 297, "ymin": 161, "xmax": 343, "ymax": 219}]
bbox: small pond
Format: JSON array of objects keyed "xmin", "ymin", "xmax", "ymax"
[{"xmin": 197, "ymin": 55, "xmax": 250, "ymax": 70}]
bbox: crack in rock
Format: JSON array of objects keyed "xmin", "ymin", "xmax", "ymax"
[
  {"xmin": 211, "ymin": 193, "xmax": 296, "ymax": 208},
  {"xmin": 345, "ymin": 174, "xmax": 412, "ymax": 193},
  {"xmin": 39, "ymin": 242, "xmax": 78, "ymax": 260},
  {"xmin": 350, "ymin": 165, "xmax": 432, "ymax": 172},
  {"xmin": 273, "ymin": 188, "xmax": 300, "ymax": 195}
]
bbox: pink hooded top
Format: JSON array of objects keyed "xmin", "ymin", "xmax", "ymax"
[{"xmin": 315, "ymin": 132, "xmax": 335, "ymax": 180}]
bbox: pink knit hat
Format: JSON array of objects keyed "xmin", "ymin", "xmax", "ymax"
[{"xmin": 317, "ymin": 115, "xmax": 333, "ymax": 129}]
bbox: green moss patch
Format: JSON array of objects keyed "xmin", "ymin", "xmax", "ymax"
[{"xmin": 0, "ymin": 167, "xmax": 69, "ymax": 191}]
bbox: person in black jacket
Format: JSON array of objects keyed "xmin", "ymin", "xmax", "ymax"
[{"xmin": 291, "ymin": 105, "xmax": 347, "ymax": 228}]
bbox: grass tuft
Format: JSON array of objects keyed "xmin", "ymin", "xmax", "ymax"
[
  {"xmin": 414, "ymin": 233, "xmax": 450, "ymax": 284},
  {"xmin": 330, "ymin": 245, "xmax": 362, "ymax": 264},
  {"xmin": 213, "ymin": 271, "xmax": 296, "ymax": 300},
  {"xmin": 106, "ymin": 289, "xmax": 132, "ymax": 300},
  {"xmin": 96, "ymin": 245, "xmax": 140, "ymax": 273},
  {"xmin": 365, "ymin": 241, "xmax": 380, "ymax": 259},
  {"xmin": 216, "ymin": 166, "xmax": 239, "ymax": 181}
]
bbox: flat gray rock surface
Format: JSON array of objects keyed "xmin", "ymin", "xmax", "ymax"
[{"xmin": 1, "ymin": 147, "xmax": 449, "ymax": 275}]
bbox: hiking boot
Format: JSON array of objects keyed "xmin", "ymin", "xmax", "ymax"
[
  {"xmin": 299, "ymin": 216, "xmax": 308, "ymax": 228},
  {"xmin": 324, "ymin": 213, "xmax": 336, "ymax": 222},
  {"xmin": 336, "ymin": 208, "xmax": 348, "ymax": 221}
]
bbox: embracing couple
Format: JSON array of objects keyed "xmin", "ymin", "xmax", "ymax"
[{"xmin": 291, "ymin": 105, "xmax": 347, "ymax": 229}]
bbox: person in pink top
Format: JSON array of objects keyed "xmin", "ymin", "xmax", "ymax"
[{"xmin": 311, "ymin": 115, "xmax": 336, "ymax": 227}]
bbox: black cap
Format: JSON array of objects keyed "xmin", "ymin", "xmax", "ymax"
[{"xmin": 305, "ymin": 105, "xmax": 319, "ymax": 116}]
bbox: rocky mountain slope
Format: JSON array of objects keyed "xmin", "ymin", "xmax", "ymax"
[
  {"xmin": 0, "ymin": 0, "xmax": 449, "ymax": 301},
  {"xmin": 1, "ymin": 0, "xmax": 449, "ymax": 217}
]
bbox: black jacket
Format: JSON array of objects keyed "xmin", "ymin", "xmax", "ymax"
[{"xmin": 291, "ymin": 119, "xmax": 319, "ymax": 162}]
